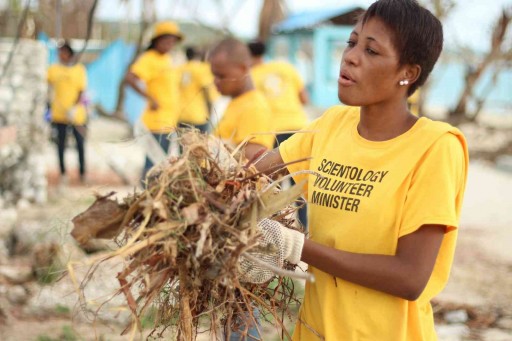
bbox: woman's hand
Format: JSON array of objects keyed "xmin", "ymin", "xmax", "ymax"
[{"xmin": 238, "ymin": 219, "xmax": 305, "ymax": 283}]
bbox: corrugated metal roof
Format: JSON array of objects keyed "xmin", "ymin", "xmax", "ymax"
[{"xmin": 274, "ymin": 5, "xmax": 363, "ymax": 33}]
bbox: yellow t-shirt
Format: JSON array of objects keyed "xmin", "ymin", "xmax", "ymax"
[
  {"xmin": 279, "ymin": 106, "xmax": 468, "ymax": 341},
  {"xmin": 214, "ymin": 90, "xmax": 274, "ymax": 150},
  {"xmin": 178, "ymin": 60, "xmax": 217, "ymax": 125},
  {"xmin": 47, "ymin": 63, "xmax": 87, "ymax": 125},
  {"xmin": 251, "ymin": 61, "xmax": 308, "ymax": 131},
  {"xmin": 130, "ymin": 50, "xmax": 180, "ymax": 133}
]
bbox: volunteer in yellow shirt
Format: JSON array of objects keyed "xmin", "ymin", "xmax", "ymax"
[
  {"xmin": 125, "ymin": 21, "xmax": 183, "ymax": 181},
  {"xmin": 251, "ymin": 1, "xmax": 469, "ymax": 340},
  {"xmin": 209, "ymin": 38, "xmax": 274, "ymax": 161},
  {"xmin": 248, "ymin": 40, "xmax": 309, "ymax": 227},
  {"xmin": 178, "ymin": 46, "xmax": 218, "ymax": 133},
  {"xmin": 248, "ymin": 40, "xmax": 309, "ymax": 134},
  {"xmin": 47, "ymin": 41, "xmax": 88, "ymax": 185}
]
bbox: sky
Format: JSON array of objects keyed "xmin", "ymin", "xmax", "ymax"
[{"xmin": 94, "ymin": 0, "xmax": 512, "ymax": 52}]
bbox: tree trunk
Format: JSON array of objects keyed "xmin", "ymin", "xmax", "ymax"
[
  {"xmin": 449, "ymin": 8, "xmax": 511, "ymax": 122},
  {"xmin": 258, "ymin": 0, "xmax": 286, "ymax": 42}
]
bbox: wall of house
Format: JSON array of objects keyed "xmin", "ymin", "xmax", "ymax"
[{"xmin": 0, "ymin": 39, "xmax": 48, "ymax": 209}]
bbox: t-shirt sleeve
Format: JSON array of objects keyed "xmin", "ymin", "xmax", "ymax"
[
  {"xmin": 279, "ymin": 115, "xmax": 323, "ymax": 186},
  {"xmin": 288, "ymin": 64, "xmax": 305, "ymax": 91},
  {"xmin": 78, "ymin": 64, "xmax": 87, "ymax": 91},
  {"xmin": 47, "ymin": 65, "xmax": 55, "ymax": 83},
  {"xmin": 399, "ymin": 132, "xmax": 467, "ymax": 237},
  {"xmin": 130, "ymin": 53, "xmax": 154, "ymax": 83}
]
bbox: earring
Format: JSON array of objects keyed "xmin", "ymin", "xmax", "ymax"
[{"xmin": 399, "ymin": 80, "xmax": 409, "ymax": 86}]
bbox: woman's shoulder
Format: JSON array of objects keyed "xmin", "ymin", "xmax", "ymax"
[
  {"xmin": 73, "ymin": 63, "xmax": 87, "ymax": 72},
  {"xmin": 417, "ymin": 118, "xmax": 468, "ymax": 159},
  {"xmin": 420, "ymin": 117, "xmax": 465, "ymax": 143}
]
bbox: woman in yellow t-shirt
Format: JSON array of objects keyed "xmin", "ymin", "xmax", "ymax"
[
  {"xmin": 47, "ymin": 41, "xmax": 88, "ymax": 185},
  {"xmin": 246, "ymin": 1, "xmax": 469, "ymax": 340},
  {"xmin": 125, "ymin": 21, "xmax": 183, "ymax": 181}
]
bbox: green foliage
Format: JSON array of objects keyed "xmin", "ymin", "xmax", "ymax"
[
  {"xmin": 35, "ymin": 325, "xmax": 78, "ymax": 341},
  {"xmin": 36, "ymin": 263, "xmax": 61, "ymax": 285},
  {"xmin": 54, "ymin": 304, "xmax": 71, "ymax": 315}
]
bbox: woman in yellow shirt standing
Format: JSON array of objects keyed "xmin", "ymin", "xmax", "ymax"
[
  {"xmin": 247, "ymin": 1, "xmax": 469, "ymax": 340},
  {"xmin": 47, "ymin": 41, "xmax": 88, "ymax": 185},
  {"xmin": 125, "ymin": 21, "xmax": 183, "ymax": 181}
]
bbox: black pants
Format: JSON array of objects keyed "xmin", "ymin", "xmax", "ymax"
[
  {"xmin": 53, "ymin": 123, "xmax": 86, "ymax": 177},
  {"xmin": 178, "ymin": 121, "xmax": 210, "ymax": 134},
  {"xmin": 274, "ymin": 132, "xmax": 308, "ymax": 229}
]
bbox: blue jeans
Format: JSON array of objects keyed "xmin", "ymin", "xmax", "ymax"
[
  {"xmin": 226, "ymin": 308, "xmax": 261, "ymax": 340},
  {"xmin": 141, "ymin": 133, "xmax": 170, "ymax": 183}
]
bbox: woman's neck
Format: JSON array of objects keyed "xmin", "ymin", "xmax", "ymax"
[{"xmin": 358, "ymin": 102, "xmax": 418, "ymax": 141}]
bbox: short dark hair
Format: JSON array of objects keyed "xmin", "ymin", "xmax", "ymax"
[
  {"xmin": 247, "ymin": 40, "xmax": 266, "ymax": 57},
  {"xmin": 361, "ymin": 0, "xmax": 443, "ymax": 95},
  {"xmin": 209, "ymin": 38, "xmax": 251, "ymax": 66},
  {"xmin": 185, "ymin": 46, "xmax": 198, "ymax": 60},
  {"xmin": 58, "ymin": 41, "xmax": 74, "ymax": 56}
]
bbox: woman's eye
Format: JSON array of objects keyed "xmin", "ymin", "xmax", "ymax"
[
  {"xmin": 346, "ymin": 40, "xmax": 356, "ymax": 48},
  {"xmin": 366, "ymin": 48, "xmax": 378, "ymax": 55}
]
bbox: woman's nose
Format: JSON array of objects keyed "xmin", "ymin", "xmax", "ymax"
[{"xmin": 343, "ymin": 47, "xmax": 359, "ymax": 66}]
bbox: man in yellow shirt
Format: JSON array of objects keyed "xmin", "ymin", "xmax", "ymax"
[
  {"xmin": 47, "ymin": 41, "xmax": 88, "ymax": 185},
  {"xmin": 248, "ymin": 40, "xmax": 309, "ymax": 227},
  {"xmin": 125, "ymin": 21, "xmax": 183, "ymax": 181},
  {"xmin": 210, "ymin": 38, "xmax": 274, "ymax": 161},
  {"xmin": 178, "ymin": 46, "xmax": 217, "ymax": 133}
]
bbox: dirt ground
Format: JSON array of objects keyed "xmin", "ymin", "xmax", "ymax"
[{"xmin": 1, "ymin": 117, "xmax": 512, "ymax": 340}]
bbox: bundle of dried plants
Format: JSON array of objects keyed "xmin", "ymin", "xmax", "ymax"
[{"xmin": 69, "ymin": 130, "xmax": 312, "ymax": 340}]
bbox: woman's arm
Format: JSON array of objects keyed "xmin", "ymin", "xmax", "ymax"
[
  {"xmin": 252, "ymin": 147, "xmax": 290, "ymax": 178},
  {"xmin": 301, "ymin": 224, "xmax": 445, "ymax": 300},
  {"xmin": 125, "ymin": 72, "xmax": 158, "ymax": 110}
]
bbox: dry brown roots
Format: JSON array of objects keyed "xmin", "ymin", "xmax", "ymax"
[{"xmin": 70, "ymin": 130, "xmax": 307, "ymax": 340}]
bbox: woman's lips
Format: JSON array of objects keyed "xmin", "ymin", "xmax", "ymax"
[{"xmin": 338, "ymin": 74, "xmax": 356, "ymax": 86}]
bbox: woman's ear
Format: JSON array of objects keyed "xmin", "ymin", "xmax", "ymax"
[
  {"xmin": 240, "ymin": 62, "xmax": 250, "ymax": 75},
  {"xmin": 405, "ymin": 64, "xmax": 422, "ymax": 85}
]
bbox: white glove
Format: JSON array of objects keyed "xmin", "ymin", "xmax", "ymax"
[
  {"xmin": 238, "ymin": 218, "xmax": 305, "ymax": 283},
  {"xmin": 258, "ymin": 218, "xmax": 304, "ymax": 265}
]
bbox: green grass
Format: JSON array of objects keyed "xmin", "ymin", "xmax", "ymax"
[{"xmin": 54, "ymin": 304, "xmax": 71, "ymax": 315}]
